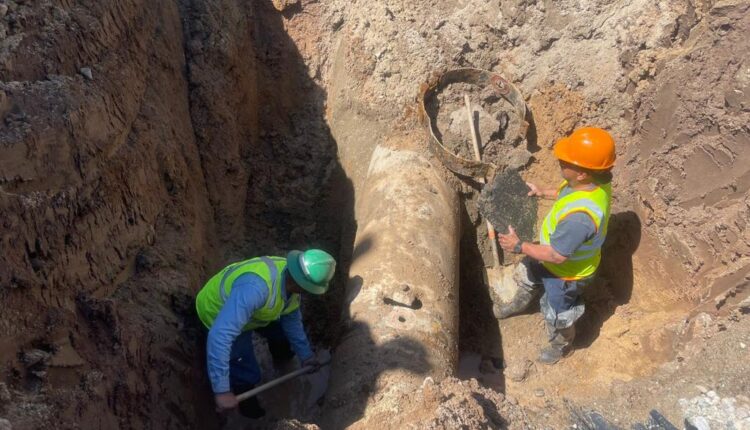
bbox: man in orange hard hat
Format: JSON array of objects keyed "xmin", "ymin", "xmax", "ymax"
[{"xmin": 495, "ymin": 127, "xmax": 615, "ymax": 364}]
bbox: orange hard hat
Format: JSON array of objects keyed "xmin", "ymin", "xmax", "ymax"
[{"xmin": 553, "ymin": 127, "xmax": 616, "ymax": 170}]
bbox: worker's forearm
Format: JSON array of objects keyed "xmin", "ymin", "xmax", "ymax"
[
  {"xmin": 521, "ymin": 242, "xmax": 566, "ymax": 264},
  {"xmin": 207, "ymin": 325, "xmax": 239, "ymax": 393},
  {"xmin": 207, "ymin": 274, "xmax": 267, "ymax": 393}
]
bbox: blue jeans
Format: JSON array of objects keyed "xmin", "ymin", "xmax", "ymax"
[
  {"xmin": 515, "ymin": 257, "xmax": 591, "ymax": 348},
  {"xmin": 229, "ymin": 322, "xmax": 294, "ymax": 390},
  {"xmin": 518, "ymin": 258, "xmax": 588, "ymax": 321}
]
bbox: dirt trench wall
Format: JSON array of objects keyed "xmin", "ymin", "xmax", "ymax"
[
  {"xmin": 0, "ymin": 1, "xmax": 219, "ymax": 428},
  {"xmin": 182, "ymin": 0, "xmax": 343, "ymax": 258},
  {"xmin": 626, "ymin": 1, "xmax": 750, "ymax": 300},
  {"xmin": 0, "ymin": 0, "xmax": 345, "ymax": 428}
]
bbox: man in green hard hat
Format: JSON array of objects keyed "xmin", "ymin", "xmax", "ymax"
[{"xmin": 195, "ymin": 249, "xmax": 336, "ymax": 418}]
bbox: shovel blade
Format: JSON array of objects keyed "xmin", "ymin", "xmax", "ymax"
[{"xmin": 486, "ymin": 264, "xmax": 519, "ymax": 305}]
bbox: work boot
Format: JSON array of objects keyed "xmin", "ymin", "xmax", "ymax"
[
  {"xmin": 537, "ymin": 345, "xmax": 565, "ymax": 365},
  {"xmin": 492, "ymin": 286, "xmax": 535, "ymax": 319},
  {"xmin": 538, "ymin": 323, "xmax": 575, "ymax": 365}
]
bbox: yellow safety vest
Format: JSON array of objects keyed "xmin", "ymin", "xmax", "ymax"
[
  {"xmin": 540, "ymin": 180, "xmax": 612, "ymax": 280},
  {"xmin": 195, "ymin": 256, "xmax": 301, "ymax": 331}
]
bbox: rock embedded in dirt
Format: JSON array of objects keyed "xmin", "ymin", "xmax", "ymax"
[
  {"xmin": 272, "ymin": 0, "xmax": 300, "ymax": 12},
  {"xmin": 0, "ymin": 383, "xmax": 10, "ymax": 404},
  {"xmin": 505, "ymin": 359, "xmax": 533, "ymax": 382},
  {"xmin": 0, "ymin": 4, "xmax": 8, "ymax": 17},
  {"xmin": 679, "ymin": 391, "xmax": 750, "ymax": 429},
  {"xmin": 270, "ymin": 420, "xmax": 319, "ymax": 430},
  {"xmin": 21, "ymin": 349, "xmax": 50, "ymax": 367},
  {"xmin": 79, "ymin": 67, "xmax": 93, "ymax": 80},
  {"xmin": 0, "ymin": 418, "xmax": 11, "ymax": 430}
]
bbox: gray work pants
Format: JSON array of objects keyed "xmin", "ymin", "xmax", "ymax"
[{"xmin": 513, "ymin": 257, "xmax": 590, "ymax": 349}]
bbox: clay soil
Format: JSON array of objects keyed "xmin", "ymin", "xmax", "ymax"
[{"xmin": 1, "ymin": 0, "xmax": 750, "ymax": 429}]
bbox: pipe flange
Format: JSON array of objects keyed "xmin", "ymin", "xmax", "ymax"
[{"xmin": 419, "ymin": 68, "xmax": 529, "ymax": 180}]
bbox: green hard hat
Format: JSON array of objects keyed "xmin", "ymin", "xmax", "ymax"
[{"xmin": 286, "ymin": 249, "xmax": 336, "ymax": 295}]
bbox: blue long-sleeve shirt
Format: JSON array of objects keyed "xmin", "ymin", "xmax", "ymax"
[{"xmin": 206, "ymin": 271, "xmax": 313, "ymax": 393}]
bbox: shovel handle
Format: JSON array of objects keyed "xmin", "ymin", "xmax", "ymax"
[
  {"xmin": 235, "ymin": 359, "xmax": 331, "ymax": 402},
  {"xmin": 464, "ymin": 94, "xmax": 502, "ymax": 268},
  {"xmin": 464, "ymin": 95, "xmax": 484, "ymax": 167}
]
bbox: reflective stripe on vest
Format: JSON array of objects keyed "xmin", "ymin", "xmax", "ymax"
[
  {"xmin": 539, "ymin": 180, "xmax": 612, "ymax": 280},
  {"xmin": 195, "ymin": 256, "xmax": 301, "ymax": 331}
]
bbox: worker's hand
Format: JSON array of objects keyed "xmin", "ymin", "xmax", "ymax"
[
  {"xmin": 498, "ymin": 225, "xmax": 521, "ymax": 253},
  {"xmin": 526, "ymin": 182, "xmax": 543, "ymax": 197},
  {"xmin": 301, "ymin": 356, "xmax": 321, "ymax": 374},
  {"xmin": 214, "ymin": 392, "xmax": 239, "ymax": 413}
]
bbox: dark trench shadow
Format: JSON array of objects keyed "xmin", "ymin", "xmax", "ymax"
[
  {"xmin": 457, "ymin": 194, "xmax": 505, "ymax": 393},
  {"xmin": 575, "ymin": 211, "xmax": 642, "ymax": 348},
  {"xmin": 349, "ymin": 235, "xmax": 374, "ymax": 263},
  {"xmin": 524, "ymin": 107, "xmax": 540, "ymax": 153},
  {"xmin": 184, "ymin": 0, "xmax": 356, "ymax": 426},
  {"xmin": 245, "ymin": 0, "xmax": 357, "ymax": 349},
  {"xmin": 321, "ymin": 320, "xmax": 432, "ymax": 430},
  {"xmin": 341, "ymin": 275, "xmax": 363, "ymax": 319}
]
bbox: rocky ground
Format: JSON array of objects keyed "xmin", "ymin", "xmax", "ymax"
[{"xmin": 1, "ymin": 0, "xmax": 749, "ymax": 428}]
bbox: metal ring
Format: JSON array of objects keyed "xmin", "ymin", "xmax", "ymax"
[{"xmin": 418, "ymin": 68, "xmax": 529, "ymax": 179}]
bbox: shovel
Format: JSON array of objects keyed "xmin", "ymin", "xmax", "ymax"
[
  {"xmin": 463, "ymin": 95, "xmax": 505, "ymax": 293},
  {"xmin": 236, "ymin": 359, "xmax": 332, "ymax": 402},
  {"xmin": 463, "ymin": 96, "xmax": 537, "ymax": 297}
]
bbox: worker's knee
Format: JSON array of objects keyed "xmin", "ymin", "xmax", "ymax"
[
  {"xmin": 540, "ymin": 292, "xmax": 585, "ymax": 330},
  {"xmin": 513, "ymin": 257, "xmax": 544, "ymax": 291}
]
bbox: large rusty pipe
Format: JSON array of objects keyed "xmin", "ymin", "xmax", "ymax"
[{"xmin": 323, "ymin": 142, "xmax": 460, "ymax": 428}]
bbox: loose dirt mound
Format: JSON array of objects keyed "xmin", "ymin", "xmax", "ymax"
[{"xmin": 343, "ymin": 377, "xmax": 530, "ymax": 430}]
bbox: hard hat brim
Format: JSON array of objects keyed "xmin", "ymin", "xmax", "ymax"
[{"xmin": 286, "ymin": 250, "xmax": 328, "ymax": 295}]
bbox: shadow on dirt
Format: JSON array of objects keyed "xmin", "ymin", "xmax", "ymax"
[
  {"xmin": 576, "ymin": 211, "xmax": 642, "ymax": 348},
  {"xmin": 457, "ymin": 194, "xmax": 506, "ymax": 392},
  {"xmin": 322, "ymin": 319, "xmax": 431, "ymax": 429}
]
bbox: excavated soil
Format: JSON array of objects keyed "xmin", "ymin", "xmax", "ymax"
[{"xmin": 1, "ymin": 0, "xmax": 749, "ymax": 429}]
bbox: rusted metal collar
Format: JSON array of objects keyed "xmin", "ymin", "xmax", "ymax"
[{"xmin": 419, "ymin": 68, "xmax": 528, "ymax": 180}]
